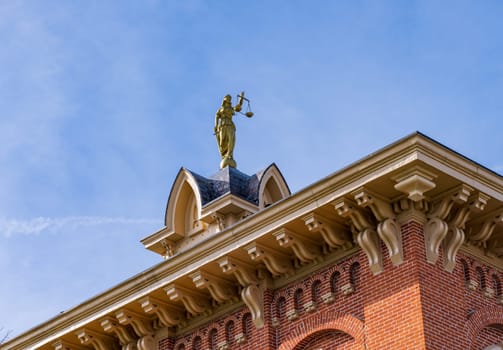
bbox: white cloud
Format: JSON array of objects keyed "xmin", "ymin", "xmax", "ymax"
[{"xmin": 0, "ymin": 216, "xmax": 157, "ymax": 238}]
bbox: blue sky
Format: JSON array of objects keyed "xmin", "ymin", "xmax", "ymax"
[{"xmin": 1, "ymin": 0, "xmax": 503, "ymax": 337}]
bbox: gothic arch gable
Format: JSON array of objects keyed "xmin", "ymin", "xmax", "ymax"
[
  {"xmin": 164, "ymin": 168, "xmax": 204, "ymax": 237},
  {"xmin": 258, "ymin": 163, "xmax": 291, "ymax": 209}
]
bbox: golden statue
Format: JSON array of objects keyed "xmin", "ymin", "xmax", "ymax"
[{"xmin": 214, "ymin": 92, "xmax": 253, "ymax": 169}]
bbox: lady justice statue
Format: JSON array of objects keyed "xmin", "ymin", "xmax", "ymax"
[{"xmin": 214, "ymin": 91, "xmax": 253, "ymax": 169}]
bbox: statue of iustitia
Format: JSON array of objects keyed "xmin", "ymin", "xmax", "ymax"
[{"xmin": 214, "ymin": 92, "xmax": 252, "ymax": 169}]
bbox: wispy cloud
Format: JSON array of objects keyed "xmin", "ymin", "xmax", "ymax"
[{"xmin": 0, "ymin": 216, "xmax": 158, "ymax": 238}]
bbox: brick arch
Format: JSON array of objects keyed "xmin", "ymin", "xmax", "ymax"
[
  {"xmin": 272, "ymin": 287, "xmax": 289, "ymax": 305},
  {"xmin": 475, "ymin": 266, "xmax": 487, "ymax": 290},
  {"xmin": 306, "ymin": 268, "xmax": 327, "ymax": 286},
  {"xmin": 278, "ymin": 312, "xmax": 365, "ymax": 350},
  {"xmin": 470, "ymin": 259, "xmax": 486, "ymax": 278},
  {"xmin": 191, "ymin": 335, "xmax": 202, "ymax": 350},
  {"xmin": 241, "ymin": 312, "xmax": 253, "ymax": 339},
  {"xmin": 310, "ymin": 279, "xmax": 322, "ymax": 303},
  {"xmin": 484, "ymin": 265, "xmax": 502, "ymax": 293},
  {"xmin": 207, "ymin": 327, "xmax": 218, "ymax": 350},
  {"xmin": 467, "ymin": 306, "xmax": 503, "ymax": 349},
  {"xmin": 460, "ymin": 258, "xmax": 471, "ymax": 284},
  {"xmin": 491, "ymin": 273, "xmax": 502, "ymax": 297},
  {"xmin": 225, "ymin": 319, "xmax": 235, "ymax": 344},
  {"xmin": 293, "ymin": 288, "xmax": 304, "ymax": 313},
  {"xmin": 349, "ymin": 262, "xmax": 361, "ymax": 288},
  {"xmin": 324, "ymin": 263, "xmax": 344, "ymax": 280},
  {"xmin": 175, "ymin": 330, "xmax": 207, "ymax": 350},
  {"xmin": 330, "ymin": 270, "xmax": 342, "ymax": 294}
]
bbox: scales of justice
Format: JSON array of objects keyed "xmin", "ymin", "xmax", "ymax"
[{"xmin": 214, "ymin": 91, "xmax": 254, "ymax": 169}]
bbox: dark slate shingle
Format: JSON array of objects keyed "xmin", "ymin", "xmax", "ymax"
[{"xmin": 186, "ymin": 166, "xmax": 263, "ymax": 207}]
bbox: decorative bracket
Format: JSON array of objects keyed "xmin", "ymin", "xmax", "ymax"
[
  {"xmin": 241, "ymin": 284, "xmax": 265, "ymax": 328},
  {"xmin": 245, "ymin": 242, "xmax": 293, "ymax": 277},
  {"xmin": 423, "ymin": 217, "xmax": 448, "ymax": 264},
  {"xmin": 429, "ymin": 185, "xmax": 473, "ymax": 219},
  {"xmin": 334, "ymin": 198, "xmax": 383, "ymax": 274},
  {"xmin": 115, "ymin": 309, "xmax": 155, "ymax": 350},
  {"xmin": 100, "ymin": 317, "xmax": 137, "ymax": 350},
  {"xmin": 273, "ymin": 228, "xmax": 321, "ymax": 263},
  {"xmin": 76, "ymin": 328, "xmax": 119, "ymax": 350},
  {"xmin": 139, "ymin": 296, "xmax": 185, "ymax": 328},
  {"xmin": 212, "ymin": 213, "xmax": 226, "ymax": 232},
  {"xmin": 218, "ymin": 256, "xmax": 265, "ymax": 328},
  {"xmin": 487, "ymin": 231, "xmax": 503, "ymax": 257},
  {"xmin": 115, "ymin": 309, "xmax": 154, "ymax": 337},
  {"xmin": 189, "ymin": 270, "xmax": 237, "ymax": 304},
  {"xmin": 353, "ymin": 188, "xmax": 403, "ymax": 266},
  {"xmin": 467, "ymin": 192, "xmax": 490, "ymax": 213},
  {"xmin": 424, "ymin": 184, "xmax": 473, "ymax": 265},
  {"xmin": 443, "ymin": 192, "xmax": 490, "ymax": 271},
  {"xmin": 377, "ymin": 219, "xmax": 403, "ymax": 266},
  {"xmin": 353, "ymin": 188, "xmax": 395, "ymax": 220},
  {"xmin": 443, "ymin": 226, "xmax": 464, "ymax": 272},
  {"xmin": 303, "ymin": 212, "xmax": 352, "ymax": 250},
  {"xmin": 160, "ymin": 239, "xmax": 176, "ymax": 259},
  {"xmin": 466, "ymin": 210, "xmax": 503, "ymax": 245},
  {"xmin": 164, "ymin": 284, "xmax": 211, "ymax": 316},
  {"xmin": 52, "ymin": 340, "xmax": 90, "ymax": 350},
  {"xmin": 218, "ymin": 256, "xmax": 258, "ymax": 285},
  {"xmin": 134, "ymin": 336, "xmax": 155, "ymax": 350}
]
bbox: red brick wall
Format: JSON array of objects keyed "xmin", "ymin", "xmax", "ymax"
[{"xmin": 159, "ymin": 220, "xmax": 503, "ymax": 350}]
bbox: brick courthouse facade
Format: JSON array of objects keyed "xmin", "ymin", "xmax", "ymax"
[{"xmin": 4, "ymin": 133, "xmax": 503, "ymax": 350}]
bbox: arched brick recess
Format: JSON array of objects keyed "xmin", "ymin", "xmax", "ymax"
[
  {"xmin": 467, "ymin": 306, "xmax": 503, "ymax": 349},
  {"xmin": 476, "ymin": 266, "xmax": 487, "ymax": 291},
  {"xmin": 472, "ymin": 325, "xmax": 503, "ymax": 350},
  {"xmin": 461, "ymin": 259, "xmax": 471, "ymax": 285},
  {"xmin": 278, "ymin": 312, "xmax": 365, "ymax": 350},
  {"xmin": 492, "ymin": 274, "xmax": 502, "ymax": 297},
  {"xmin": 292, "ymin": 330, "xmax": 355, "ymax": 350}
]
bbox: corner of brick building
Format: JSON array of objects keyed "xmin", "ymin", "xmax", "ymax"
[
  {"xmin": 157, "ymin": 218, "xmax": 503, "ymax": 350},
  {"xmin": 360, "ymin": 220, "xmax": 428, "ymax": 349}
]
